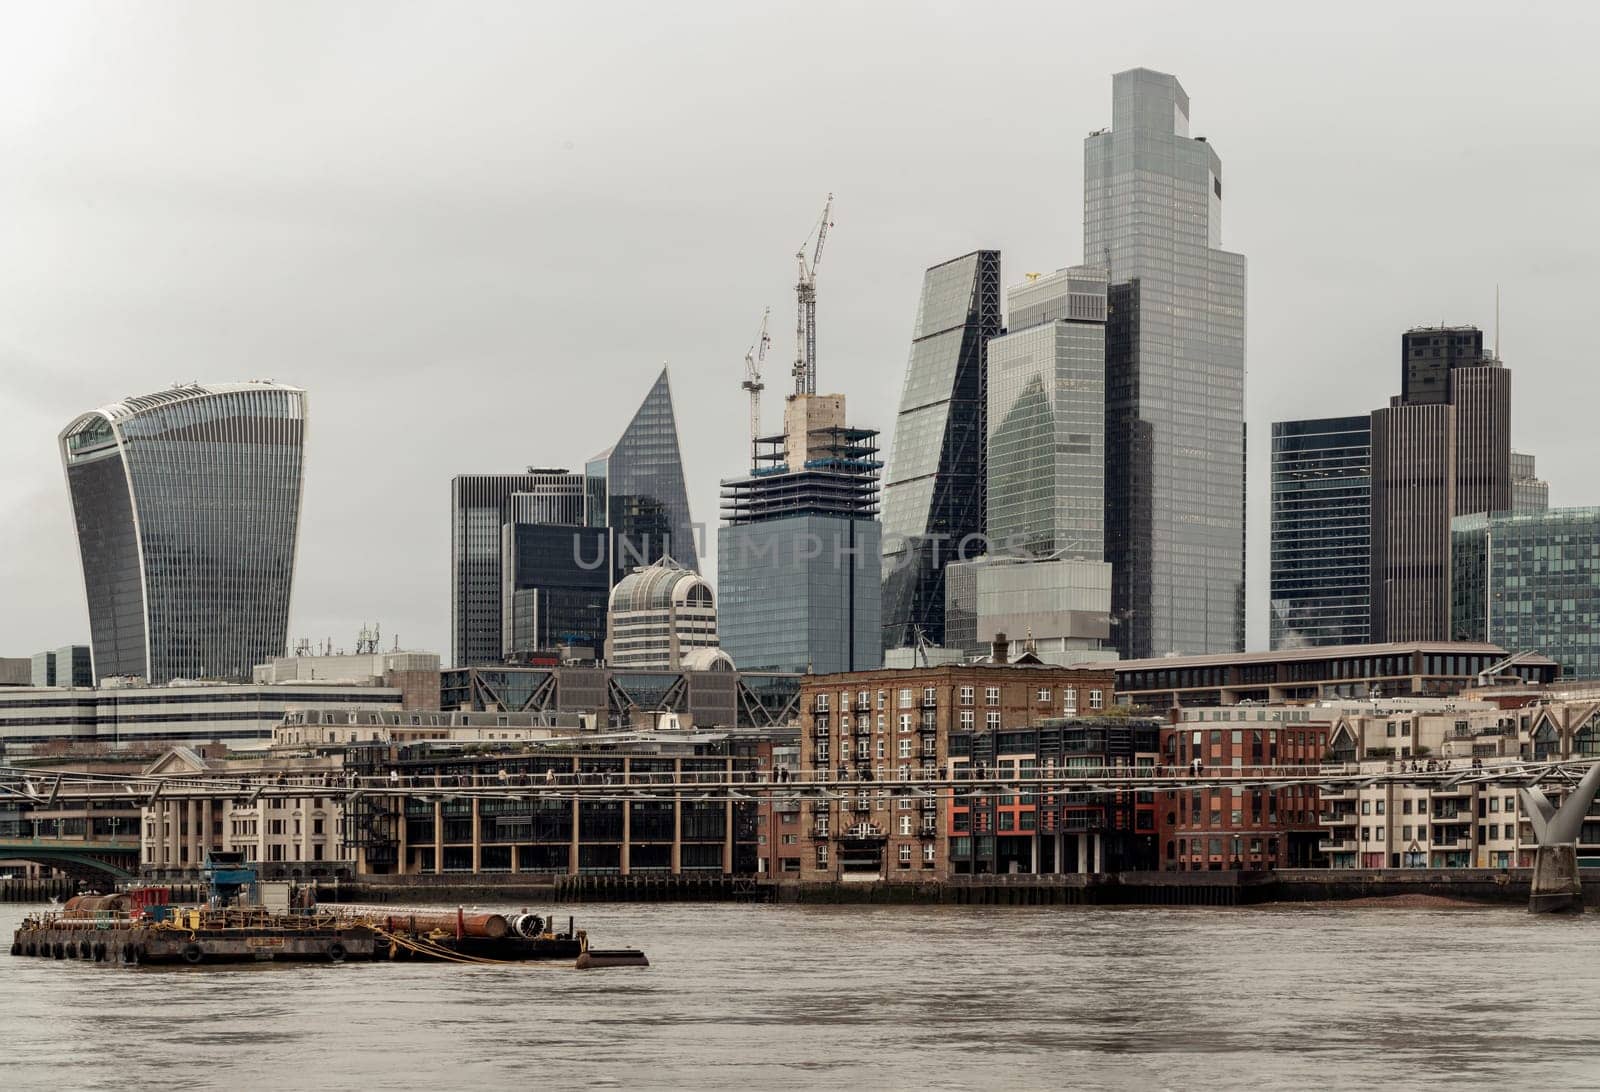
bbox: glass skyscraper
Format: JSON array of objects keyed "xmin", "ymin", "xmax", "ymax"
[
  {"xmin": 586, "ymin": 367, "xmax": 699, "ymax": 576},
  {"xmin": 452, "ymin": 472, "xmax": 556, "ymax": 666},
  {"xmin": 1452, "ymin": 507, "xmax": 1600, "ymax": 679},
  {"xmin": 59, "ymin": 382, "xmax": 307, "ymax": 684},
  {"xmin": 879, "ymin": 250, "xmax": 1002, "ymax": 649},
  {"xmin": 986, "ymin": 267, "xmax": 1108, "ymax": 559},
  {"xmin": 1269, "ymin": 416, "xmax": 1372, "ymax": 649},
  {"xmin": 1086, "ymin": 68, "xmax": 1247, "ymax": 657}
]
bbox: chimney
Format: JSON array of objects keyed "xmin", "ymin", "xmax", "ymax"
[{"xmin": 993, "ymin": 632, "xmax": 1009, "ymax": 666}]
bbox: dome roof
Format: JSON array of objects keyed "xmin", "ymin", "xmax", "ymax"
[{"xmin": 609, "ymin": 557, "xmax": 713, "ymax": 613}]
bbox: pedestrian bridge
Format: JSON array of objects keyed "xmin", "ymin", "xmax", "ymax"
[{"xmin": 0, "ymin": 836, "xmax": 140, "ymax": 881}]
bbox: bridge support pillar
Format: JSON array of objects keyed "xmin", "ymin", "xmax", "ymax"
[{"xmin": 1528, "ymin": 844, "xmax": 1583, "ymax": 915}]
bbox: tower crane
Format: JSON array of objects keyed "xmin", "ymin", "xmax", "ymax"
[
  {"xmin": 792, "ymin": 193, "xmax": 833, "ymax": 397},
  {"xmin": 741, "ymin": 307, "xmax": 771, "ymax": 468}
]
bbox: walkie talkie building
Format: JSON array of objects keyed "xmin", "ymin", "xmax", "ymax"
[{"xmin": 59, "ymin": 382, "xmax": 307, "ymax": 684}]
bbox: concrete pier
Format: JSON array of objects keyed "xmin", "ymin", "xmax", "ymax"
[{"xmin": 1528, "ymin": 845, "xmax": 1584, "ymax": 914}]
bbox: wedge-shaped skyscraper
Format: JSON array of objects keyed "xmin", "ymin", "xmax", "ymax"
[
  {"xmin": 60, "ymin": 382, "xmax": 307, "ymax": 684},
  {"xmin": 879, "ymin": 250, "xmax": 1002, "ymax": 649}
]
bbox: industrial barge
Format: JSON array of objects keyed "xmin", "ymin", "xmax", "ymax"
[{"xmin": 10, "ymin": 853, "xmax": 647, "ymax": 970}]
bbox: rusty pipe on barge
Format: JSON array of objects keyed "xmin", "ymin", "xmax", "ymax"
[{"xmin": 327, "ymin": 904, "xmax": 511, "ymax": 939}]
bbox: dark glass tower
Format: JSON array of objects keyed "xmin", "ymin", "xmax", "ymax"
[
  {"xmin": 1269, "ymin": 416, "xmax": 1372, "ymax": 649},
  {"xmin": 1087, "ymin": 68, "xmax": 1247, "ymax": 657},
  {"xmin": 586, "ymin": 367, "xmax": 699, "ymax": 576},
  {"xmin": 451, "ymin": 472, "xmax": 552, "ymax": 666},
  {"xmin": 879, "ymin": 250, "xmax": 1002, "ymax": 649},
  {"xmin": 59, "ymin": 382, "xmax": 307, "ymax": 684}
]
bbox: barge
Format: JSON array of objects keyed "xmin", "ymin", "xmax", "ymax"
[{"xmin": 10, "ymin": 852, "xmax": 646, "ymax": 969}]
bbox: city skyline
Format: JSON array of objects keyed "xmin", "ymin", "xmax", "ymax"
[{"xmin": 3, "ymin": 6, "xmax": 1594, "ymax": 662}]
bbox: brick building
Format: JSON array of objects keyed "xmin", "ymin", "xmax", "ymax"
[
  {"xmin": 795, "ymin": 660, "xmax": 1117, "ymax": 882},
  {"xmin": 1159, "ymin": 707, "xmax": 1328, "ymax": 870}
]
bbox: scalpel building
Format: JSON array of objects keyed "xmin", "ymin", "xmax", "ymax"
[{"xmin": 59, "ymin": 382, "xmax": 308, "ymax": 684}]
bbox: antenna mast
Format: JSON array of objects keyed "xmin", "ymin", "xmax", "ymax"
[
  {"xmin": 792, "ymin": 193, "xmax": 833, "ymax": 396},
  {"xmin": 741, "ymin": 308, "xmax": 771, "ymax": 468}
]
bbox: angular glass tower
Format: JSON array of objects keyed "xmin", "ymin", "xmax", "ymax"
[
  {"xmin": 1086, "ymin": 68, "xmax": 1246, "ymax": 657},
  {"xmin": 1269, "ymin": 416, "xmax": 1372, "ymax": 649},
  {"xmin": 987, "ymin": 267, "xmax": 1108, "ymax": 559},
  {"xmin": 879, "ymin": 250, "xmax": 1002, "ymax": 649},
  {"xmin": 586, "ymin": 367, "xmax": 699, "ymax": 576},
  {"xmin": 59, "ymin": 382, "xmax": 307, "ymax": 684}
]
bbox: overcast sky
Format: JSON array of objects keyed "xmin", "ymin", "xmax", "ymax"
[{"xmin": 3, "ymin": 0, "xmax": 1596, "ymax": 661}]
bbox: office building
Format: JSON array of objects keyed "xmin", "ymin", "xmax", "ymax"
[
  {"xmin": 1269, "ymin": 416, "xmax": 1372, "ymax": 649},
  {"xmin": 1452, "ymin": 507, "xmax": 1600, "ymax": 680},
  {"xmin": 252, "ymin": 648, "xmax": 443, "ymax": 710},
  {"xmin": 502, "ymin": 518, "xmax": 611, "ymax": 661},
  {"xmin": 718, "ymin": 392, "xmax": 882, "ymax": 675},
  {"xmin": 1086, "ymin": 68, "xmax": 1247, "ymax": 658},
  {"xmin": 944, "ymin": 556, "xmax": 1116, "ymax": 664},
  {"xmin": 586, "ymin": 367, "xmax": 699, "ymax": 575},
  {"xmin": 1370, "ymin": 327, "xmax": 1511, "ymax": 641},
  {"xmin": 986, "ymin": 267, "xmax": 1108, "ymax": 559},
  {"xmin": 880, "ymin": 250, "xmax": 1002, "ymax": 649},
  {"xmin": 451, "ymin": 472, "xmax": 558, "ymax": 666},
  {"xmin": 0, "ymin": 680, "xmax": 401, "ymax": 752},
  {"xmin": 60, "ymin": 382, "xmax": 307, "ymax": 684},
  {"xmin": 30, "ymin": 646, "xmax": 93, "ymax": 688},
  {"xmin": 605, "ymin": 558, "xmax": 727, "ymax": 670},
  {"xmin": 1096, "ymin": 641, "xmax": 1558, "ymax": 709},
  {"xmin": 1511, "ymin": 452, "xmax": 1549, "ymax": 513}
]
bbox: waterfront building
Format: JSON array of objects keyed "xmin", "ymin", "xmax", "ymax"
[
  {"xmin": 1086, "ymin": 68, "xmax": 1247, "ymax": 658},
  {"xmin": 1370, "ymin": 326, "xmax": 1511, "ymax": 642},
  {"xmin": 880, "ymin": 250, "xmax": 1002, "ymax": 650},
  {"xmin": 944, "ymin": 556, "xmax": 1116, "ymax": 664},
  {"xmin": 948, "ymin": 716, "xmax": 1161, "ymax": 875},
  {"xmin": 1160, "ymin": 708, "xmax": 1328, "ymax": 870},
  {"xmin": 718, "ymin": 394, "xmax": 882, "ymax": 674},
  {"xmin": 793, "ymin": 660, "xmax": 1118, "ymax": 882},
  {"xmin": 0, "ymin": 680, "xmax": 402, "ymax": 752},
  {"xmin": 1511, "ymin": 451, "xmax": 1549, "ymax": 513},
  {"xmin": 30, "ymin": 646, "xmax": 93, "ymax": 688},
  {"xmin": 604, "ymin": 559, "xmax": 726, "ymax": 670},
  {"xmin": 59, "ymin": 382, "xmax": 307, "ymax": 684},
  {"xmin": 986, "ymin": 267, "xmax": 1108, "ymax": 560},
  {"xmin": 585, "ymin": 367, "xmax": 699, "ymax": 575},
  {"xmin": 1092, "ymin": 641, "xmax": 1558, "ymax": 710},
  {"xmin": 1451, "ymin": 507, "xmax": 1600, "ymax": 679},
  {"xmin": 1269, "ymin": 416, "xmax": 1372, "ymax": 649}
]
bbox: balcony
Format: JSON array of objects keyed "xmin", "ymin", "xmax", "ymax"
[
  {"xmin": 919, "ymin": 823, "xmax": 939, "ymax": 838},
  {"xmin": 922, "ymin": 698, "xmax": 938, "ymax": 709},
  {"xmin": 1319, "ymin": 810, "xmax": 1357, "ymax": 826},
  {"xmin": 1320, "ymin": 837, "xmax": 1356, "ymax": 853},
  {"xmin": 811, "ymin": 826, "xmax": 830, "ymax": 840},
  {"xmin": 1431, "ymin": 835, "xmax": 1471, "ymax": 850}
]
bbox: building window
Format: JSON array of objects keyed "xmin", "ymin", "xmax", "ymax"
[
  {"xmin": 1037, "ymin": 688, "xmax": 1052, "ymax": 702},
  {"xmin": 899, "ymin": 816, "xmax": 913, "ymax": 835},
  {"xmin": 898, "ymin": 714, "xmax": 911, "ymax": 733},
  {"xmin": 923, "ymin": 844, "xmax": 936, "ymax": 863},
  {"xmin": 898, "ymin": 740, "xmax": 912, "ymax": 759},
  {"xmin": 1064, "ymin": 688, "xmax": 1077, "ymax": 712},
  {"xmin": 959, "ymin": 711, "xmax": 974, "ymax": 729},
  {"xmin": 816, "ymin": 846, "xmax": 828, "ymax": 867},
  {"xmin": 959, "ymin": 686, "xmax": 974, "ymax": 706},
  {"xmin": 816, "ymin": 694, "xmax": 830, "ymax": 712},
  {"xmin": 899, "ymin": 844, "xmax": 913, "ymax": 863},
  {"xmin": 923, "ymin": 687, "xmax": 937, "ymax": 706},
  {"xmin": 986, "ymin": 712, "xmax": 1000, "ymax": 730},
  {"xmin": 899, "ymin": 689, "xmax": 914, "ymax": 709},
  {"xmin": 1089, "ymin": 690, "xmax": 1103, "ymax": 710},
  {"xmin": 985, "ymin": 687, "xmax": 1000, "ymax": 707}
]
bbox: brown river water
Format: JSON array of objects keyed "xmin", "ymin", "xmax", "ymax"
[{"xmin": 2, "ymin": 899, "xmax": 1598, "ymax": 1090}]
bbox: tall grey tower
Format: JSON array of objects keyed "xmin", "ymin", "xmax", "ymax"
[
  {"xmin": 59, "ymin": 382, "xmax": 307, "ymax": 684},
  {"xmin": 1086, "ymin": 68, "xmax": 1247, "ymax": 658}
]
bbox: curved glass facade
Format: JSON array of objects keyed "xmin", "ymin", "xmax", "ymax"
[{"xmin": 60, "ymin": 383, "xmax": 307, "ymax": 683}]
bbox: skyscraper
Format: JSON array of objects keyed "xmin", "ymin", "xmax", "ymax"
[
  {"xmin": 1269, "ymin": 416, "xmax": 1372, "ymax": 649},
  {"xmin": 1086, "ymin": 68, "xmax": 1247, "ymax": 658},
  {"xmin": 500, "ymin": 476, "xmax": 611, "ymax": 659},
  {"xmin": 986, "ymin": 266, "xmax": 1108, "ymax": 559},
  {"xmin": 1511, "ymin": 451, "xmax": 1549, "ymax": 513},
  {"xmin": 1370, "ymin": 326, "xmax": 1511, "ymax": 642},
  {"xmin": 59, "ymin": 382, "xmax": 307, "ymax": 684},
  {"xmin": 586, "ymin": 367, "xmax": 699, "ymax": 575},
  {"xmin": 718, "ymin": 394, "xmax": 881, "ymax": 674},
  {"xmin": 879, "ymin": 250, "xmax": 1002, "ymax": 649},
  {"xmin": 452, "ymin": 472, "xmax": 553, "ymax": 666}
]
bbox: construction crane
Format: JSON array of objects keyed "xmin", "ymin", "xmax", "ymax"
[
  {"xmin": 741, "ymin": 308, "xmax": 771, "ymax": 467},
  {"xmin": 792, "ymin": 193, "xmax": 833, "ymax": 397}
]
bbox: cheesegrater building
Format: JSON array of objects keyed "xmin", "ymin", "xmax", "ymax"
[{"xmin": 59, "ymin": 382, "xmax": 307, "ymax": 684}]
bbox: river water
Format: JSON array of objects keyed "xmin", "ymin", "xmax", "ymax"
[{"xmin": 2, "ymin": 899, "xmax": 1598, "ymax": 1090}]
